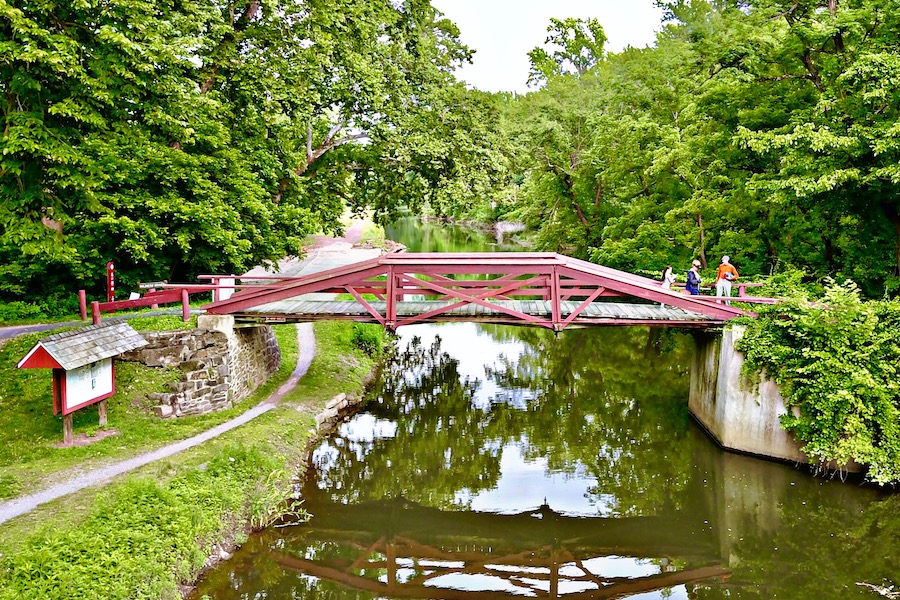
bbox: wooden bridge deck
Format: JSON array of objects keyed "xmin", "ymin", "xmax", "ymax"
[{"xmin": 230, "ymin": 299, "xmax": 719, "ymax": 327}]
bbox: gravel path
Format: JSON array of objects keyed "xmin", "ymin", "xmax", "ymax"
[{"xmin": 0, "ymin": 322, "xmax": 315, "ymax": 525}]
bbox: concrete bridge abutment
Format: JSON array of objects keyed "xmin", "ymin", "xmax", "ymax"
[{"xmin": 689, "ymin": 325, "xmax": 807, "ymax": 464}]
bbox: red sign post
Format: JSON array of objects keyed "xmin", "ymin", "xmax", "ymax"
[{"xmin": 106, "ymin": 261, "xmax": 115, "ymax": 302}]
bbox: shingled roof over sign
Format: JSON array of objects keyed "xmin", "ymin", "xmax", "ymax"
[{"xmin": 17, "ymin": 321, "xmax": 148, "ymax": 371}]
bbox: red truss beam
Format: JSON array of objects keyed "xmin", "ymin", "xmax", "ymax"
[
  {"xmin": 202, "ymin": 253, "xmax": 758, "ymax": 330},
  {"xmin": 394, "ymin": 274, "xmax": 552, "ymax": 328}
]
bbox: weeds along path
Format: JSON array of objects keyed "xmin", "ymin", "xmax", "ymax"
[{"xmin": 0, "ymin": 323, "xmax": 315, "ymax": 526}]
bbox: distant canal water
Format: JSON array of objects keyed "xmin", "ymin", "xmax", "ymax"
[{"xmin": 191, "ymin": 219, "xmax": 899, "ymax": 599}]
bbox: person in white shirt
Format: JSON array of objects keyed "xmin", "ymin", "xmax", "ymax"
[{"xmin": 660, "ymin": 265, "xmax": 677, "ymax": 306}]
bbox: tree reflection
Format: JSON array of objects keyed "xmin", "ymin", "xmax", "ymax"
[
  {"xmin": 483, "ymin": 327, "xmax": 697, "ymax": 516},
  {"xmin": 192, "ymin": 324, "xmax": 900, "ymax": 600},
  {"xmin": 312, "ymin": 325, "xmax": 702, "ymax": 517},
  {"xmin": 313, "ymin": 335, "xmax": 502, "ymax": 508},
  {"xmin": 691, "ymin": 488, "xmax": 900, "ymax": 599},
  {"xmin": 384, "ymin": 217, "xmax": 521, "ymax": 253}
]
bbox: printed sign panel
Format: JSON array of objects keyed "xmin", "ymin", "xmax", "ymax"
[{"xmin": 63, "ymin": 358, "xmax": 113, "ymax": 414}]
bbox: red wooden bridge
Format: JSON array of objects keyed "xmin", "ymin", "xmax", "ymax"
[{"xmin": 200, "ymin": 253, "xmax": 767, "ymax": 330}]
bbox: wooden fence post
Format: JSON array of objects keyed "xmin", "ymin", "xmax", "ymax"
[
  {"xmin": 78, "ymin": 290, "xmax": 87, "ymax": 321},
  {"xmin": 63, "ymin": 414, "xmax": 73, "ymax": 445},
  {"xmin": 181, "ymin": 289, "xmax": 190, "ymax": 322},
  {"xmin": 91, "ymin": 301, "xmax": 101, "ymax": 325}
]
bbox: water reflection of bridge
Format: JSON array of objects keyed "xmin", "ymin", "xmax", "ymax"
[
  {"xmin": 274, "ymin": 496, "xmax": 730, "ymax": 599},
  {"xmin": 203, "ymin": 253, "xmax": 755, "ymax": 330}
]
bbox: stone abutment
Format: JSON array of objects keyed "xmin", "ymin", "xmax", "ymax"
[
  {"xmin": 689, "ymin": 325, "xmax": 807, "ymax": 464},
  {"xmin": 120, "ymin": 315, "xmax": 280, "ymax": 417}
]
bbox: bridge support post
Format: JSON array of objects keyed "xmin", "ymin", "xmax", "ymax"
[
  {"xmin": 688, "ymin": 326, "xmax": 808, "ymax": 464},
  {"xmin": 198, "ymin": 314, "xmax": 234, "ymax": 337}
]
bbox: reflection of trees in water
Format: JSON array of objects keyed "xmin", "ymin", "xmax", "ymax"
[
  {"xmin": 691, "ymin": 491, "xmax": 900, "ymax": 600},
  {"xmin": 314, "ymin": 335, "xmax": 502, "ymax": 508},
  {"xmin": 195, "ymin": 324, "xmax": 900, "ymax": 600},
  {"xmin": 482, "ymin": 326, "xmax": 698, "ymax": 516},
  {"xmin": 191, "ymin": 481, "xmax": 900, "ymax": 599},
  {"xmin": 315, "ymin": 326, "xmax": 702, "ymax": 517},
  {"xmin": 192, "ymin": 495, "xmax": 729, "ymax": 600},
  {"xmin": 385, "ymin": 217, "xmax": 521, "ymax": 253}
]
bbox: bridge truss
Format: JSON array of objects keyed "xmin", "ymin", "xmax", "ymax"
[{"xmin": 202, "ymin": 253, "xmax": 750, "ymax": 330}]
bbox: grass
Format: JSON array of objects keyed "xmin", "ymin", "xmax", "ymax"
[
  {"xmin": 0, "ymin": 320, "xmax": 385, "ymax": 600},
  {"xmin": 0, "ymin": 315, "xmax": 299, "ymax": 498},
  {"xmin": 357, "ymin": 220, "xmax": 390, "ymax": 248}
]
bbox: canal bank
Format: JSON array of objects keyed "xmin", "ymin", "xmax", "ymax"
[{"xmin": 0, "ymin": 221, "xmax": 393, "ymax": 599}]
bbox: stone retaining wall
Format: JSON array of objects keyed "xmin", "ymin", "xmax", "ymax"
[{"xmin": 121, "ymin": 325, "xmax": 280, "ymax": 417}]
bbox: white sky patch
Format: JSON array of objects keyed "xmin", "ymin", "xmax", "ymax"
[{"xmin": 432, "ymin": 0, "xmax": 664, "ymax": 93}]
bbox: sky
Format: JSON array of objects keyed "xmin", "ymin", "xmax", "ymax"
[{"xmin": 430, "ymin": 0, "xmax": 665, "ymax": 94}]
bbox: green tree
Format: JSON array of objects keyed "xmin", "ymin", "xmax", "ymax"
[
  {"xmin": 0, "ymin": 0, "xmax": 480, "ymax": 303},
  {"xmin": 739, "ymin": 282, "xmax": 900, "ymax": 483},
  {"xmin": 706, "ymin": 0, "xmax": 900, "ymax": 293},
  {"xmin": 527, "ymin": 17, "xmax": 607, "ymax": 86}
]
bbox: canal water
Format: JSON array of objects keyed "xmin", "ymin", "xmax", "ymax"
[{"xmin": 192, "ymin": 219, "xmax": 899, "ymax": 599}]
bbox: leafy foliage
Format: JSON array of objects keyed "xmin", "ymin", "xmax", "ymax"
[
  {"xmin": 350, "ymin": 323, "xmax": 388, "ymax": 357},
  {"xmin": 738, "ymin": 281, "xmax": 900, "ymax": 483},
  {"xmin": 527, "ymin": 17, "xmax": 607, "ymax": 85},
  {"xmin": 1, "ymin": 0, "xmax": 499, "ymax": 303},
  {"xmin": 484, "ymin": 1, "xmax": 900, "ymax": 296}
]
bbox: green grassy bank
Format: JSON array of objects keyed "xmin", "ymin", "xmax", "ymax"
[{"xmin": 0, "ymin": 320, "xmax": 386, "ymax": 599}]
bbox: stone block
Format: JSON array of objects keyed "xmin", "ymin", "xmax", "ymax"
[
  {"xmin": 170, "ymin": 381, "xmax": 198, "ymax": 393},
  {"xmin": 154, "ymin": 405, "xmax": 174, "ymax": 418},
  {"xmin": 327, "ymin": 393, "xmax": 347, "ymax": 410},
  {"xmin": 179, "ymin": 359, "xmax": 204, "ymax": 372},
  {"xmin": 148, "ymin": 392, "xmax": 175, "ymax": 405},
  {"xmin": 198, "ymin": 314, "xmax": 235, "ymax": 336}
]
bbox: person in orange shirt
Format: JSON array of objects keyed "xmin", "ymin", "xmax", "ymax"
[{"xmin": 715, "ymin": 255, "xmax": 738, "ymax": 305}]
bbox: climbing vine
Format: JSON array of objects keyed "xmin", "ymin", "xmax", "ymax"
[{"xmin": 737, "ymin": 281, "xmax": 900, "ymax": 484}]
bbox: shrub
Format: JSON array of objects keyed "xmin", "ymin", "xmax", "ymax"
[
  {"xmin": 351, "ymin": 323, "xmax": 387, "ymax": 356},
  {"xmin": 0, "ymin": 444, "xmax": 294, "ymax": 600},
  {"xmin": 738, "ymin": 280, "xmax": 900, "ymax": 483},
  {"xmin": 0, "ymin": 301, "xmax": 43, "ymax": 324}
]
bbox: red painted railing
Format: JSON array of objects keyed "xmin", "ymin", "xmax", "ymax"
[{"xmin": 79, "ymin": 285, "xmax": 215, "ymax": 324}]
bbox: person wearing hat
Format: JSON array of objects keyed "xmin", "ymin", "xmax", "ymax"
[
  {"xmin": 686, "ymin": 260, "xmax": 702, "ymax": 295},
  {"xmin": 715, "ymin": 255, "xmax": 739, "ymax": 305}
]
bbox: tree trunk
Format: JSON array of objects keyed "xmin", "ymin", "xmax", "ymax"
[
  {"xmin": 827, "ymin": 0, "xmax": 845, "ymax": 52},
  {"xmin": 697, "ymin": 212, "xmax": 708, "ymax": 269},
  {"xmin": 880, "ymin": 203, "xmax": 900, "ymax": 275}
]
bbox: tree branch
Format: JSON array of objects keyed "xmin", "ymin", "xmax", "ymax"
[
  {"xmin": 799, "ymin": 49, "xmax": 824, "ymax": 91},
  {"xmin": 199, "ymin": 1, "xmax": 261, "ymax": 94},
  {"xmin": 274, "ymin": 128, "xmax": 370, "ymax": 202}
]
